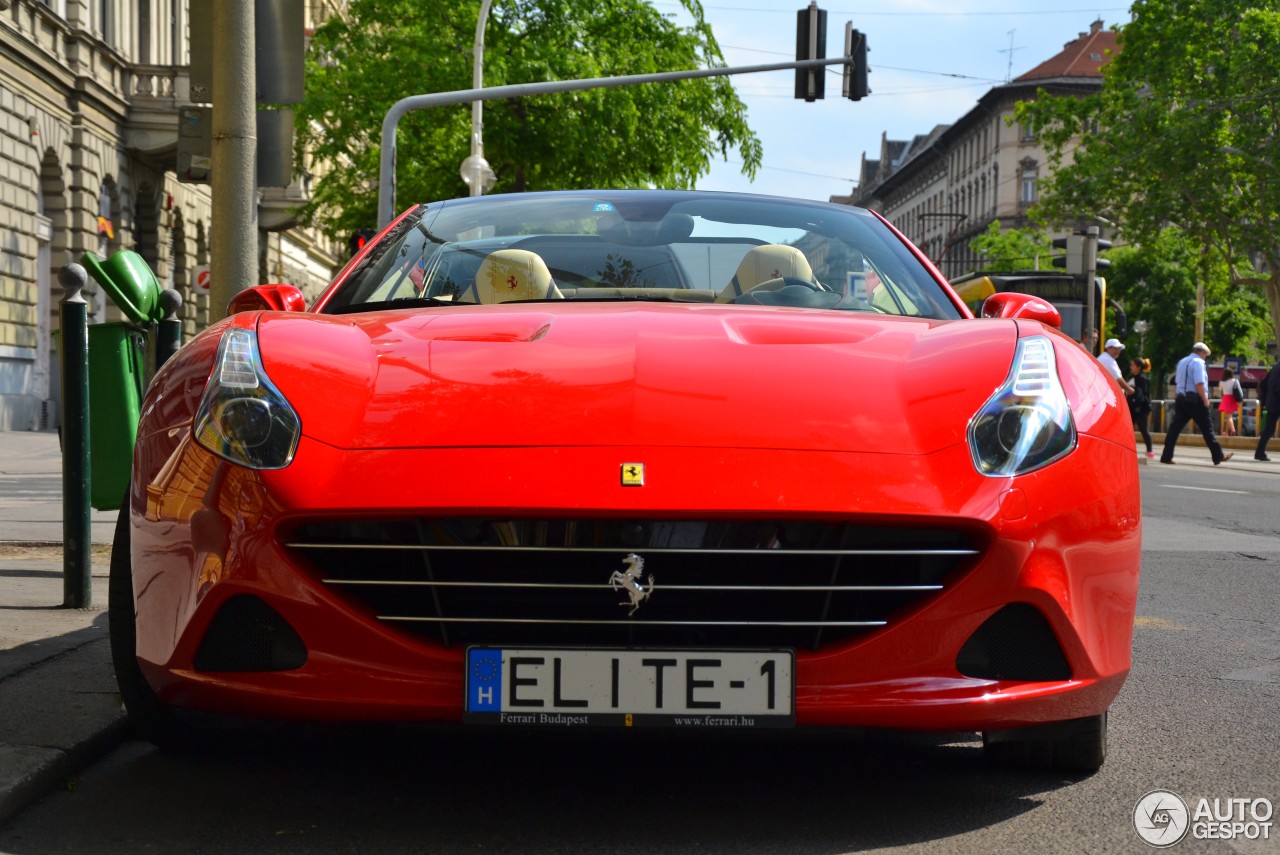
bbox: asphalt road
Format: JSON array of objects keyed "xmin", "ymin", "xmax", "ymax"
[{"xmin": 1, "ymin": 461, "xmax": 1277, "ymax": 854}]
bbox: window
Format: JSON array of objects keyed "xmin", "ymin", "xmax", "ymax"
[
  {"xmin": 98, "ymin": 0, "xmax": 114, "ymax": 45},
  {"xmin": 1020, "ymin": 168, "xmax": 1038, "ymax": 204}
]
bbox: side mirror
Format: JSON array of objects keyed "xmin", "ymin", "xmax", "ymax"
[
  {"xmin": 227, "ymin": 284, "xmax": 307, "ymax": 315},
  {"xmin": 980, "ymin": 292, "xmax": 1062, "ymax": 329}
]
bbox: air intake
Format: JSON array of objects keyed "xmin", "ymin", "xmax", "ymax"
[
  {"xmin": 956, "ymin": 603, "xmax": 1071, "ymax": 681},
  {"xmin": 194, "ymin": 595, "xmax": 307, "ymax": 672}
]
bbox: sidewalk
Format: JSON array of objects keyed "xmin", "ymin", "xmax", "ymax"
[
  {"xmin": 0, "ymin": 430, "xmax": 125, "ymax": 827},
  {"xmin": 1143, "ymin": 430, "xmax": 1280, "ymax": 468},
  {"xmin": 1, "ymin": 427, "xmax": 1278, "ymax": 827}
]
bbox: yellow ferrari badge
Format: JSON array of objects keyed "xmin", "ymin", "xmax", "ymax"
[{"xmin": 620, "ymin": 463, "xmax": 645, "ymax": 486}]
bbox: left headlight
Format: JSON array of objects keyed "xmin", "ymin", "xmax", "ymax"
[
  {"xmin": 194, "ymin": 327, "xmax": 301, "ymax": 469},
  {"xmin": 968, "ymin": 335, "xmax": 1076, "ymax": 477}
]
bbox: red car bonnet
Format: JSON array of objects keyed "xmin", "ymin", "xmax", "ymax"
[{"xmin": 256, "ymin": 304, "xmax": 1019, "ymax": 455}]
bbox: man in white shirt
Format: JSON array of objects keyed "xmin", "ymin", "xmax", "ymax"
[
  {"xmin": 1160, "ymin": 342, "xmax": 1233, "ymax": 465},
  {"xmin": 1097, "ymin": 338, "xmax": 1134, "ymax": 395}
]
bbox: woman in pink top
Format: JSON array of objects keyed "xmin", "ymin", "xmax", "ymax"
[{"xmin": 1219, "ymin": 367, "xmax": 1241, "ymax": 437}]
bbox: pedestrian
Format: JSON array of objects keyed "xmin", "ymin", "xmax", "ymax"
[
  {"xmin": 1129, "ymin": 356, "xmax": 1154, "ymax": 458},
  {"xmin": 1160, "ymin": 342, "xmax": 1233, "ymax": 465},
  {"xmin": 1255, "ymin": 364, "xmax": 1280, "ymax": 462},
  {"xmin": 1098, "ymin": 338, "xmax": 1134, "ymax": 395},
  {"xmin": 1218, "ymin": 367, "xmax": 1242, "ymax": 437}
]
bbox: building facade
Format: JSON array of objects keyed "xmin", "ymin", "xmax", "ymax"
[
  {"xmin": 832, "ymin": 20, "xmax": 1118, "ymax": 282},
  {"xmin": 0, "ymin": 0, "xmax": 342, "ymax": 432}
]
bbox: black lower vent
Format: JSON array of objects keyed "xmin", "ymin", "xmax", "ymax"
[
  {"xmin": 194, "ymin": 595, "xmax": 308, "ymax": 672},
  {"xmin": 286, "ymin": 517, "xmax": 981, "ymax": 651},
  {"xmin": 956, "ymin": 603, "xmax": 1071, "ymax": 681}
]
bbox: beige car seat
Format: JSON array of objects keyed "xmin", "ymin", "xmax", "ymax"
[
  {"xmin": 715, "ymin": 244, "xmax": 815, "ymax": 303},
  {"xmin": 468, "ymin": 249, "xmax": 564, "ymax": 303}
]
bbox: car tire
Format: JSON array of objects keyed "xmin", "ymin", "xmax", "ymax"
[
  {"xmin": 982, "ymin": 712, "xmax": 1107, "ymax": 774},
  {"xmin": 108, "ymin": 502, "xmax": 201, "ymax": 751}
]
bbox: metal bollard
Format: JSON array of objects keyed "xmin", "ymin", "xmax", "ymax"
[
  {"xmin": 58, "ymin": 263, "xmax": 93, "ymax": 609},
  {"xmin": 156, "ymin": 288, "xmax": 184, "ymax": 369}
]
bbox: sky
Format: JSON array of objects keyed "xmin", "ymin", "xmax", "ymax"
[{"xmin": 653, "ymin": 0, "xmax": 1133, "ymax": 202}]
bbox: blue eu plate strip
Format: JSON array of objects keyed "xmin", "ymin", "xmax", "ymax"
[{"xmin": 468, "ymin": 649, "xmax": 503, "ymax": 711}]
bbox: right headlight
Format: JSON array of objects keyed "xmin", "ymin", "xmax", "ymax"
[
  {"xmin": 194, "ymin": 326, "xmax": 301, "ymax": 470},
  {"xmin": 968, "ymin": 335, "xmax": 1076, "ymax": 477}
]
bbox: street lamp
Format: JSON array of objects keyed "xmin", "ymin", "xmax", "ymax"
[{"xmin": 462, "ymin": 0, "xmax": 497, "ymax": 196}]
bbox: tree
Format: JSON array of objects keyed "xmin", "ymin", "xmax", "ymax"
[
  {"xmin": 1014, "ymin": 0, "xmax": 1280, "ymax": 355},
  {"xmin": 967, "ymin": 220, "xmax": 1053, "ymax": 272},
  {"xmin": 1108, "ymin": 229, "xmax": 1272, "ymax": 386},
  {"xmin": 1106, "ymin": 231, "xmax": 1200, "ymax": 385},
  {"xmin": 296, "ymin": 0, "xmax": 763, "ymax": 239}
]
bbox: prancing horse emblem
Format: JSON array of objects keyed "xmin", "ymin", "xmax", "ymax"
[{"xmin": 608, "ymin": 553, "xmax": 654, "ymax": 616}]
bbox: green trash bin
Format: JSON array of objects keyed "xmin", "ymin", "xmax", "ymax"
[
  {"xmin": 74, "ymin": 249, "xmax": 162, "ymax": 511},
  {"xmin": 86, "ymin": 323, "xmax": 147, "ymax": 510}
]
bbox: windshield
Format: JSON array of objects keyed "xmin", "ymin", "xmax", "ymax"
[{"xmin": 319, "ymin": 191, "xmax": 963, "ymax": 319}]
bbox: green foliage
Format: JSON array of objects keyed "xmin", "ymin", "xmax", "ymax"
[
  {"xmin": 1014, "ymin": 0, "xmax": 1280, "ymax": 354},
  {"xmin": 1107, "ymin": 229, "xmax": 1271, "ymax": 385},
  {"xmin": 967, "ymin": 220, "xmax": 1053, "ymax": 272},
  {"xmin": 1105, "ymin": 231, "xmax": 1200, "ymax": 383},
  {"xmin": 295, "ymin": 0, "xmax": 763, "ymax": 239}
]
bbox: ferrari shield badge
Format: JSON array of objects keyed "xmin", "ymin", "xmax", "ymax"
[
  {"xmin": 608, "ymin": 553, "xmax": 653, "ymax": 616},
  {"xmin": 620, "ymin": 463, "xmax": 645, "ymax": 486}
]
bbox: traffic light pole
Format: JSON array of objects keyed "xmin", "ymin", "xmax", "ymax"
[
  {"xmin": 1083, "ymin": 226, "xmax": 1099, "ymax": 354},
  {"xmin": 377, "ymin": 56, "xmax": 853, "ymax": 228}
]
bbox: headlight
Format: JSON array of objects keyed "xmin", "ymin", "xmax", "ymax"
[
  {"xmin": 968, "ymin": 335, "xmax": 1076, "ymax": 477},
  {"xmin": 194, "ymin": 327, "xmax": 301, "ymax": 469}
]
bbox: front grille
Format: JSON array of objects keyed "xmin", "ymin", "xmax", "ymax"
[{"xmin": 286, "ymin": 519, "xmax": 981, "ymax": 650}]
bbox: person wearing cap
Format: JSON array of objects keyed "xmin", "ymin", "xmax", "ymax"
[
  {"xmin": 1160, "ymin": 342, "xmax": 1233, "ymax": 465},
  {"xmin": 1097, "ymin": 338, "xmax": 1134, "ymax": 396}
]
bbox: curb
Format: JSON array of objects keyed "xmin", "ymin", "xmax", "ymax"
[{"xmin": 0, "ymin": 715, "xmax": 130, "ymax": 827}]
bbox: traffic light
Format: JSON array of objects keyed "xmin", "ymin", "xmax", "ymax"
[
  {"xmin": 1095, "ymin": 237, "xmax": 1113, "ymax": 271},
  {"xmin": 842, "ymin": 24, "xmax": 869, "ymax": 101},
  {"xmin": 794, "ymin": 2, "xmax": 827, "ymax": 102},
  {"xmin": 1051, "ymin": 234, "xmax": 1085, "ymax": 275},
  {"xmin": 348, "ymin": 228, "xmax": 375, "ymax": 257}
]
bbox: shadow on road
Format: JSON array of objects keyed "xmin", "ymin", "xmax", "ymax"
[{"xmin": 47, "ymin": 724, "xmax": 1085, "ymax": 853}]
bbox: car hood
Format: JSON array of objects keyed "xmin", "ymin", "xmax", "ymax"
[{"xmin": 256, "ymin": 304, "xmax": 1018, "ymax": 454}]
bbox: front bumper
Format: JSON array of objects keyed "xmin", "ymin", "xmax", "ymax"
[{"xmin": 128, "ymin": 433, "xmax": 1141, "ymax": 731}]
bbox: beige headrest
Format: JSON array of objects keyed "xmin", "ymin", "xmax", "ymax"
[
  {"xmin": 473, "ymin": 249, "xmax": 563, "ymax": 303},
  {"xmin": 716, "ymin": 244, "xmax": 815, "ymax": 302}
]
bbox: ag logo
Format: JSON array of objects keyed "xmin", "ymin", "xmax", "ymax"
[{"xmin": 1134, "ymin": 790, "xmax": 1190, "ymax": 847}]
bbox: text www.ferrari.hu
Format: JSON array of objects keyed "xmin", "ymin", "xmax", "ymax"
[{"xmin": 673, "ymin": 715, "xmax": 757, "ymax": 727}]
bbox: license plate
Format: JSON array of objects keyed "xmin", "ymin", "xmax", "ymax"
[{"xmin": 464, "ymin": 648, "xmax": 794, "ymax": 728}]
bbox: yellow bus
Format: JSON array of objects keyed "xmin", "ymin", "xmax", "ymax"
[{"xmin": 949, "ymin": 271, "xmax": 1125, "ymax": 355}]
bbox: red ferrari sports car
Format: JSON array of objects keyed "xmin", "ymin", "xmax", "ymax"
[{"xmin": 111, "ymin": 190, "xmax": 1141, "ymax": 771}]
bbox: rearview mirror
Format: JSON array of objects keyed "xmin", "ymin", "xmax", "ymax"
[
  {"xmin": 227, "ymin": 284, "xmax": 307, "ymax": 315},
  {"xmin": 980, "ymin": 292, "xmax": 1062, "ymax": 329}
]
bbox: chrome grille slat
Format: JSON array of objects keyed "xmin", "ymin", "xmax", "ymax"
[
  {"xmin": 323, "ymin": 580, "xmax": 944, "ymax": 591},
  {"xmin": 380, "ymin": 617, "xmax": 888, "ymax": 626},
  {"xmin": 290, "ymin": 542, "xmax": 977, "ymax": 557},
  {"xmin": 288, "ymin": 517, "xmax": 982, "ymax": 650}
]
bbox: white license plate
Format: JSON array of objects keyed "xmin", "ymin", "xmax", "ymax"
[{"xmin": 464, "ymin": 648, "xmax": 794, "ymax": 728}]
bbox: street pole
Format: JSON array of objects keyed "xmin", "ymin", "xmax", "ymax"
[
  {"xmin": 1083, "ymin": 225, "xmax": 1099, "ymax": 354},
  {"xmin": 463, "ymin": 0, "xmax": 495, "ymax": 197},
  {"xmin": 379, "ymin": 55, "xmax": 851, "ymax": 227},
  {"xmin": 156, "ymin": 289, "xmax": 184, "ymax": 369},
  {"xmin": 57, "ymin": 263, "xmax": 92, "ymax": 609},
  {"xmin": 210, "ymin": 0, "xmax": 257, "ymax": 321}
]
